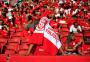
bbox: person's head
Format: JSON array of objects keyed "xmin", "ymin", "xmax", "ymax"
[
  {"xmin": 73, "ymin": 22, "xmax": 79, "ymax": 28},
  {"xmin": 3, "ymin": 7, "xmax": 8, "ymax": 13},
  {"xmin": 27, "ymin": 15, "xmax": 32, "ymax": 22},
  {"xmin": 2, "ymin": 11, "xmax": 6, "ymax": 18},
  {"xmin": 47, "ymin": 10, "xmax": 54, "ymax": 19},
  {"xmin": 34, "ymin": 8, "xmax": 41, "ymax": 16},
  {"xmin": 0, "ymin": 19, "xmax": 3, "ymax": 25},
  {"xmin": 2, "ymin": 26, "xmax": 7, "ymax": 31}
]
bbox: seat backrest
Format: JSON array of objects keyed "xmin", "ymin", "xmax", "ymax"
[
  {"xmin": 8, "ymin": 37, "xmax": 21, "ymax": 43},
  {"xmin": 19, "ymin": 44, "xmax": 28, "ymax": 50},
  {"xmin": 0, "ymin": 38, "xmax": 7, "ymax": 43}
]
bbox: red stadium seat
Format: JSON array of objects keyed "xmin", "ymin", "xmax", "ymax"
[
  {"xmin": 74, "ymin": 33, "xmax": 83, "ymax": 39},
  {"xmin": 0, "ymin": 38, "xmax": 7, "ymax": 43},
  {"xmin": 0, "ymin": 38, "xmax": 7, "ymax": 53},
  {"xmin": 5, "ymin": 50, "xmax": 15, "ymax": 56},
  {"xmin": 21, "ymin": 37, "xmax": 30, "ymax": 44},
  {"xmin": 12, "ymin": 32, "xmax": 22, "ymax": 37},
  {"xmin": 0, "ymin": 54, "xmax": 6, "ymax": 62},
  {"xmin": 60, "ymin": 28, "xmax": 69, "ymax": 32},
  {"xmin": 60, "ymin": 24, "xmax": 68, "ymax": 28},
  {"xmin": 61, "ymin": 31, "xmax": 69, "ymax": 37},
  {"xmin": 9, "ymin": 27, "xmax": 16, "ymax": 38},
  {"xmin": 6, "ymin": 44, "xmax": 19, "ymax": 51},
  {"xmin": 19, "ymin": 44, "xmax": 29, "ymax": 55},
  {"xmin": 18, "ymin": 50, "xmax": 27, "ymax": 55},
  {"xmin": 84, "ymin": 31, "xmax": 90, "ymax": 37},
  {"xmin": 19, "ymin": 44, "xmax": 28, "ymax": 50},
  {"xmin": 74, "ymin": 33, "xmax": 83, "ymax": 37},
  {"xmin": 8, "ymin": 37, "xmax": 21, "ymax": 44},
  {"xmin": 5, "ymin": 44, "xmax": 19, "ymax": 55},
  {"xmin": 61, "ymin": 37, "xmax": 67, "ymax": 43},
  {"xmin": 10, "ymin": 27, "xmax": 16, "ymax": 32}
]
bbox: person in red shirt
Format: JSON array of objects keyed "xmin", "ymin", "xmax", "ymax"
[
  {"xmin": 78, "ymin": 37, "xmax": 90, "ymax": 55},
  {"xmin": 1, "ymin": 26, "xmax": 9, "ymax": 38},
  {"xmin": 21, "ymin": 26, "xmax": 34, "ymax": 38},
  {"xmin": 66, "ymin": 33, "xmax": 83, "ymax": 54},
  {"xmin": 0, "ymin": 23, "xmax": 9, "ymax": 37}
]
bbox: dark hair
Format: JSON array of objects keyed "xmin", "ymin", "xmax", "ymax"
[
  {"xmin": 2, "ymin": 12, "xmax": 6, "ymax": 18},
  {"xmin": 73, "ymin": 22, "xmax": 78, "ymax": 25},
  {"xmin": 0, "ymin": 20, "xmax": 4, "ymax": 25},
  {"xmin": 28, "ymin": 15, "xmax": 32, "ymax": 21}
]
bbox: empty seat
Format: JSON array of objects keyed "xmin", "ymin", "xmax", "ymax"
[
  {"xmin": 5, "ymin": 50, "xmax": 15, "ymax": 56},
  {"xmin": 61, "ymin": 31, "xmax": 69, "ymax": 37},
  {"xmin": 9, "ymin": 27, "xmax": 16, "ymax": 38},
  {"xmin": 8, "ymin": 37, "xmax": 21, "ymax": 44},
  {"xmin": 6, "ymin": 44, "xmax": 19, "ymax": 51},
  {"xmin": 0, "ymin": 54, "xmax": 6, "ymax": 62},
  {"xmin": 84, "ymin": 31, "xmax": 90, "ymax": 37},
  {"xmin": 19, "ymin": 44, "xmax": 28, "ymax": 50},
  {"xmin": 21, "ymin": 37, "xmax": 31, "ymax": 44},
  {"xmin": 60, "ymin": 28, "xmax": 69, "ymax": 32},
  {"xmin": 60, "ymin": 23, "xmax": 68, "ymax": 28},
  {"xmin": 19, "ymin": 44, "xmax": 29, "ymax": 55},
  {"xmin": 10, "ymin": 27, "xmax": 16, "ymax": 32},
  {"xmin": 74, "ymin": 33, "xmax": 83, "ymax": 39},
  {"xmin": 5, "ymin": 44, "xmax": 19, "ymax": 55},
  {"xmin": 0, "ymin": 38, "xmax": 7, "ymax": 53},
  {"xmin": 12, "ymin": 32, "xmax": 22, "ymax": 37},
  {"xmin": 74, "ymin": 33, "xmax": 83, "ymax": 37},
  {"xmin": 0, "ymin": 38, "xmax": 7, "ymax": 43}
]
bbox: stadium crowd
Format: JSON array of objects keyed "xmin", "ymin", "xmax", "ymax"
[{"xmin": 0, "ymin": 0, "xmax": 90, "ymax": 57}]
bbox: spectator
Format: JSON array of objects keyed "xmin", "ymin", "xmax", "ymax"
[
  {"xmin": 69, "ymin": 22, "xmax": 82, "ymax": 33},
  {"xmin": 78, "ymin": 37, "xmax": 90, "ymax": 55},
  {"xmin": 0, "ymin": 20, "xmax": 4, "ymax": 30},
  {"xmin": 66, "ymin": 33, "xmax": 83, "ymax": 55}
]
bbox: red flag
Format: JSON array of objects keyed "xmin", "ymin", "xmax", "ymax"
[{"xmin": 32, "ymin": 17, "xmax": 62, "ymax": 55}]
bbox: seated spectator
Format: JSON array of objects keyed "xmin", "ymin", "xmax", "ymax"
[
  {"xmin": 1, "ymin": 26, "xmax": 8, "ymax": 38},
  {"xmin": 66, "ymin": 33, "xmax": 83, "ymax": 54},
  {"xmin": 21, "ymin": 25, "xmax": 33, "ymax": 37},
  {"xmin": 0, "ymin": 20, "xmax": 4, "ymax": 30},
  {"xmin": 78, "ymin": 37, "xmax": 90, "ymax": 55},
  {"xmin": 69, "ymin": 22, "xmax": 82, "ymax": 33},
  {"xmin": 0, "ymin": 20, "xmax": 9, "ymax": 37}
]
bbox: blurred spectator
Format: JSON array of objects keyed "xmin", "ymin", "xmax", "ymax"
[
  {"xmin": 0, "ymin": 20, "xmax": 4, "ymax": 30},
  {"xmin": 78, "ymin": 37, "xmax": 90, "ymax": 55},
  {"xmin": 66, "ymin": 33, "xmax": 83, "ymax": 55},
  {"xmin": 69, "ymin": 22, "xmax": 82, "ymax": 33}
]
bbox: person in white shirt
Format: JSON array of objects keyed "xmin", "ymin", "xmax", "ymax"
[
  {"xmin": 70, "ymin": 22, "xmax": 82, "ymax": 33},
  {"xmin": 0, "ymin": 20, "xmax": 3, "ymax": 30}
]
